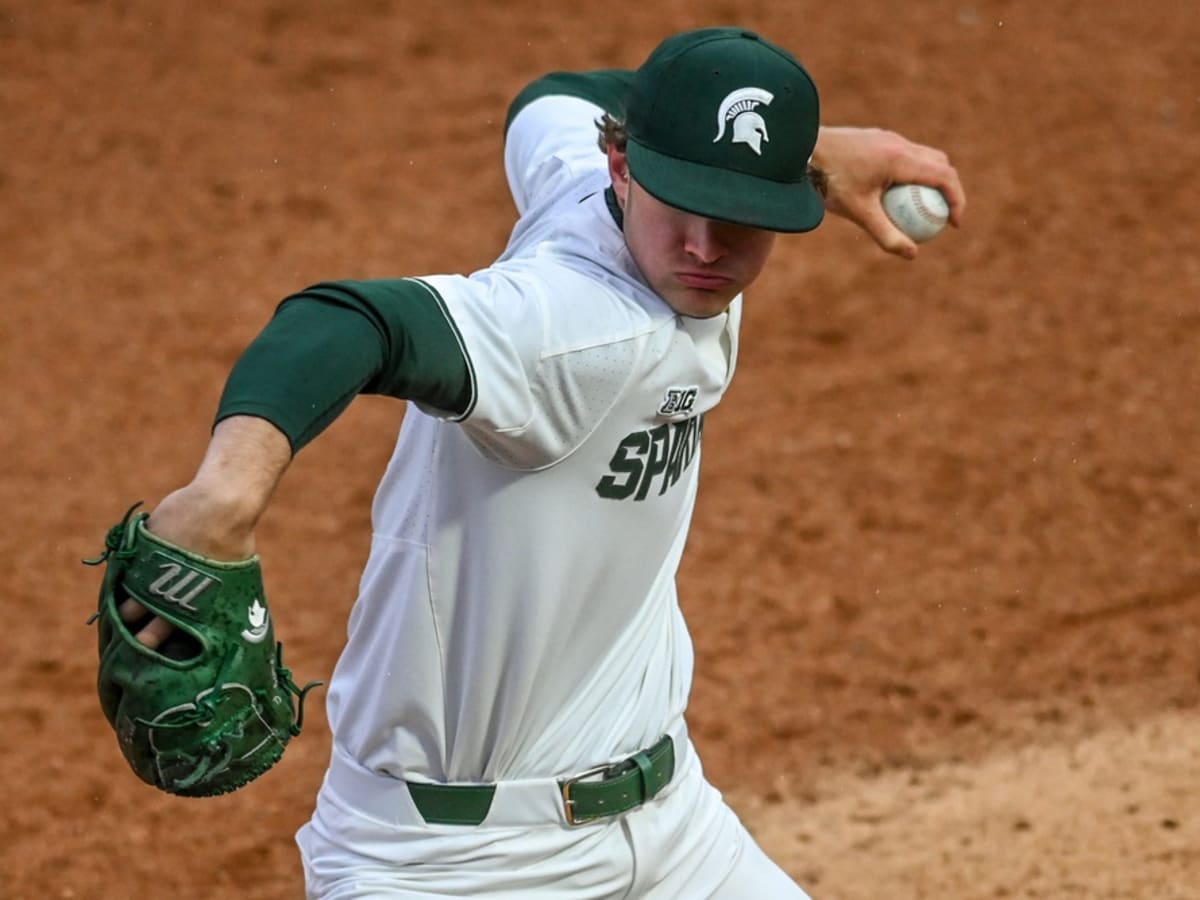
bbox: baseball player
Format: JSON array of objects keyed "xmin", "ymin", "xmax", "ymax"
[{"xmin": 117, "ymin": 27, "xmax": 963, "ymax": 898}]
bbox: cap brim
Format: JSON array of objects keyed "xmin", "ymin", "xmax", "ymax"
[{"xmin": 627, "ymin": 140, "xmax": 825, "ymax": 233}]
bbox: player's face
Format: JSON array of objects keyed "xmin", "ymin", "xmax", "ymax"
[{"xmin": 609, "ymin": 150, "xmax": 776, "ymax": 319}]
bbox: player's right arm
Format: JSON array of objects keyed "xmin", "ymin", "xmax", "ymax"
[
  {"xmin": 502, "ymin": 69, "xmax": 633, "ymax": 214},
  {"xmin": 812, "ymin": 126, "xmax": 966, "ymax": 259}
]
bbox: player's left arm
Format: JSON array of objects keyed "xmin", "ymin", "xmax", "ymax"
[
  {"xmin": 811, "ymin": 126, "xmax": 966, "ymax": 259},
  {"xmin": 116, "ymin": 279, "xmax": 474, "ymax": 647}
]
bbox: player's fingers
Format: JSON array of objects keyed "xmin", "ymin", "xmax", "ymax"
[
  {"xmin": 858, "ymin": 199, "xmax": 919, "ymax": 259},
  {"xmin": 906, "ymin": 153, "xmax": 966, "ymax": 227},
  {"xmin": 118, "ymin": 597, "xmax": 174, "ymax": 649},
  {"xmin": 883, "ymin": 140, "xmax": 966, "ymax": 228},
  {"xmin": 926, "ymin": 167, "xmax": 966, "ymax": 227},
  {"xmin": 946, "ymin": 182, "xmax": 966, "ymax": 228},
  {"xmin": 119, "ymin": 597, "xmax": 148, "ymax": 622},
  {"xmin": 133, "ymin": 615, "xmax": 174, "ymax": 650}
]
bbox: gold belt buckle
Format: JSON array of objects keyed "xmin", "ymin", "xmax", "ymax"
[{"xmin": 560, "ymin": 764, "xmax": 614, "ymax": 826}]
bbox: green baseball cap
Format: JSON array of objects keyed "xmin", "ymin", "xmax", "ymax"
[{"xmin": 625, "ymin": 28, "xmax": 824, "ymax": 233}]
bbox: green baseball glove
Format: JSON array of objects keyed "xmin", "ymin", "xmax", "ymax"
[{"xmin": 85, "ymin": 503, "xmax": 320, "ymax": 797}]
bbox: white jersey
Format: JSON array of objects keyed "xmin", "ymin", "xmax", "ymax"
[{"xmin": 324, "ymin": 94, "xmax": 743, "ymax": 783}]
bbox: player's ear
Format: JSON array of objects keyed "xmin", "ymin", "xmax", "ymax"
[{"xmin": 607, "ymin": 145, "xmax": 630, "ymax": 209}]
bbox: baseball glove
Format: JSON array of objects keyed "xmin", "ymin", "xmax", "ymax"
[{"xmin": 85, "ymin": 503, "xmax": 320, "ymax": 797}]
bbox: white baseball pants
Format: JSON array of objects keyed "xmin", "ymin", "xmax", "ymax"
[{"xmin": 297, "ymin": 732, "xmax": 811, "ymax": 899}]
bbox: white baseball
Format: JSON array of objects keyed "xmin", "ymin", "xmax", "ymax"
[{"xmin": 882, "ymin": 184, "xmax": 949, "ymax": 243}]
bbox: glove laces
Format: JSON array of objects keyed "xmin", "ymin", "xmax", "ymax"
[{"xmin": 82, "ymin": 501, "xmax": 145, "ymax": 567}]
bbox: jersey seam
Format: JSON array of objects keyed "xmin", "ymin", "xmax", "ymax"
[
  {"xmin": 537, "ymin": 324, "xmax": 666, "ymax": 361},
  {"xmin": 367, "ymin": 533, "xmax": 429, "ymax": 550},
  {"xmin": 512, "ymin": 328, "xmax": 653, "ymax": 473},
  {"xmin": 426, "ymin": 425, "xmax": 450, "ymax": 743}
]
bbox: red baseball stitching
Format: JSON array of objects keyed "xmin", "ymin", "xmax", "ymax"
[{"xmin": 909, "ymin": 186, "xmax": 945, "ymax": 224}]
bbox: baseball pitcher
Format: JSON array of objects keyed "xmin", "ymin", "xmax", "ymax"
[{"xmin": 88, "ymin": 27, "xmax": 963, "ymax": 898}]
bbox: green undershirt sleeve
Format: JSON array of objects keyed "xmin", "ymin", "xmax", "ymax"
[
  {"xmin": 215, "ymin": 278, "xmax": 472, "ymax": 453},
  {"xmin": 504, "ymin": 69, "xmax": 635, "ymax": 134}
]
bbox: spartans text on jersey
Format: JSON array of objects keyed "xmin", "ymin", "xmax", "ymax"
[{"xmin": 595, "ymin": 416, "xmax": 704, "ymax": 501}]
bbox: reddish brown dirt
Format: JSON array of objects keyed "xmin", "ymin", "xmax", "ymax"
[{"xmin": 4, "ymin": 2, "xmax": 1198, "ymax": 898}]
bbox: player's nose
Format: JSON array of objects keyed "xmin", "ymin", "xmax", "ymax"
[{"xmin": 682, "ymin": 218, "xmax": 727, "ymax": 265}]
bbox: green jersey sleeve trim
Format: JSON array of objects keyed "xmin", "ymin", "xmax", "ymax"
[
  {"xmin": 215, "ymin": 278, "xmax": 473, "ymax": 452},
  {"xmin": 403, "ymin": 278, "xmax": 478, "ymax": 422},
  {"xmin": 504, "ymin": 69, "xmax": 635, "ymax": 135}
]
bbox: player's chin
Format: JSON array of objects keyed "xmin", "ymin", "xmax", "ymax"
[{"xmin": 664, "ymin": 286, "xmax": 740, "ymax": 319}]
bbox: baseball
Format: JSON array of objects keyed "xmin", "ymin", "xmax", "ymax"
[{"xmin": 882, "ymin": 183, "xmax": 949, "ymax": 243}]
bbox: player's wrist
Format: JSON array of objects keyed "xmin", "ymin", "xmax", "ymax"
[{"xmin": 147, "ymin": 480, "xmax": 263, "ymax": 560}]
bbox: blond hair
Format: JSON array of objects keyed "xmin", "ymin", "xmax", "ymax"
[{"xmin": 595, "ymin": 112, "xmax": 628, "ymax": 153}]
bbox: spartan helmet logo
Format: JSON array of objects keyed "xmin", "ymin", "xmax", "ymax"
[{"xmin": 713, "ymin": 87, "xmax": 775, "ymax": 156}]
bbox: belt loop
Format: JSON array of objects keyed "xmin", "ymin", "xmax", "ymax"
[
  {"xmin": 406, "ymin": 782, "xmax": 496, "ymax": 825},
  {"xmin": 630, "ymin": 750, "xmax": 655, "ymax": 796}
]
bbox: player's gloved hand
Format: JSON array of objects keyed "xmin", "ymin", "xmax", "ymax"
[
  {"xmin": 84, "ymin": 416, "xmax": 311, "ymax": 796},
  {"xmin": 115, "ymin": 484, "xmax": 258, "ymax": 649},
  {"xmin": 85, "ymin": 501, "xmax": 320, "ymax": 796},
  {"xmin": 812, "ymin": 126, "xmax": 966, "ymax": 259},
  {"xmin": 115, "ymin": 415, "xmax": 294, "ymax": 650}
]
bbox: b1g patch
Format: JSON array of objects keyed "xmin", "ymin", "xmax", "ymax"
[{"xmin": 658, "ymin": 387, "xmax": 698, "ymax": 417}]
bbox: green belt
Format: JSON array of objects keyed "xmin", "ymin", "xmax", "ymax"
[{"xmin": 406, "ymin": 734, "xmax": 676, "ymax": 826}]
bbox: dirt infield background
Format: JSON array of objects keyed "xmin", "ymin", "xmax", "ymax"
[{"xmin": 4, "ymin": 1, "xmax": 1198, "ymax": 897}]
